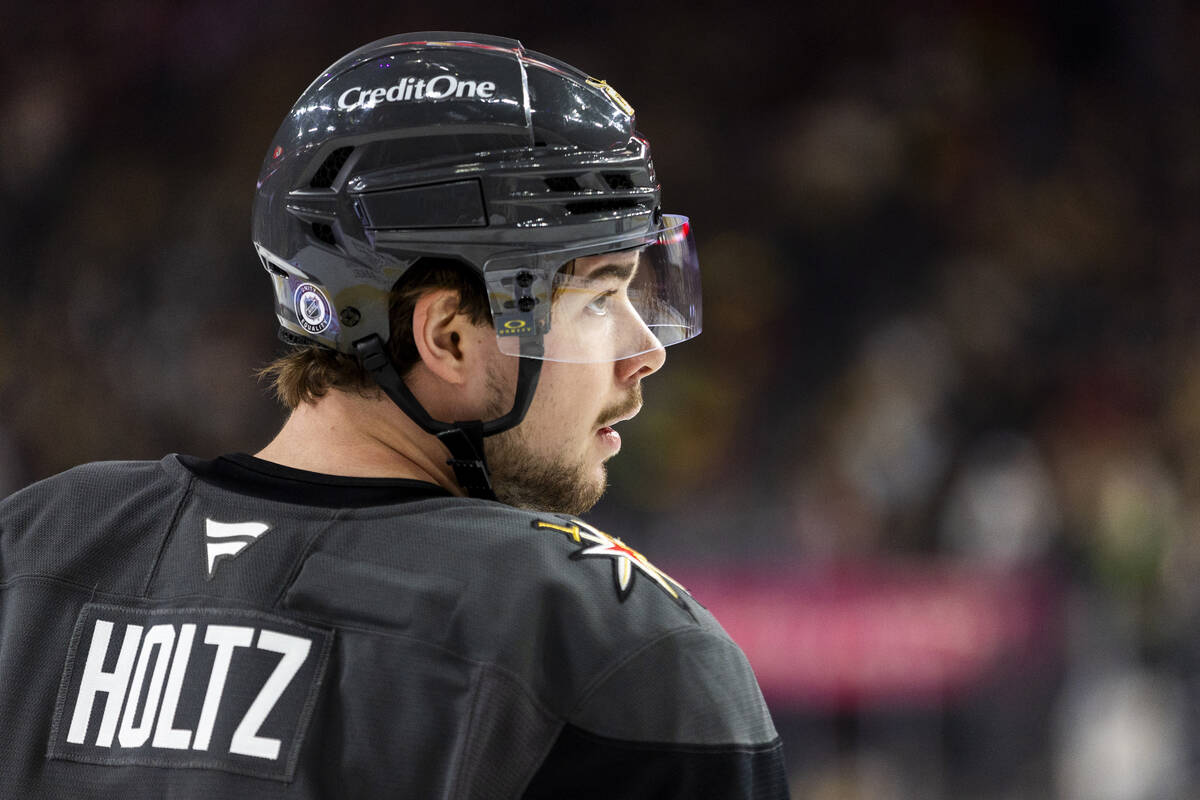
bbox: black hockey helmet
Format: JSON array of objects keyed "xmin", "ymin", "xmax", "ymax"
[{"xmin": 252, "ymin": 32, "xmax": 702, "ymax": 497}]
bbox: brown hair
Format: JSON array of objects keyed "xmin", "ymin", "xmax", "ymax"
[{"xmin": 258, "ymin": 258, "xmax": 492, "ymax": 409}]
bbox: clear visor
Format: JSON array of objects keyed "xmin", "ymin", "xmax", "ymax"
[{"xmin": 484, "ymin": 215, "xmax": 701, "ymax": 363}]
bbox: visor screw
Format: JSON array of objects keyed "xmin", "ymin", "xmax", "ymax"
[
  {"xmin": 517, "ymin": 297, "xmax": 537, "ymax": 312},
  {"xmin": 516, "ymin": 271, "xmax": 534, "ymax": 288},
  {"xmin": 339, "ymin": 306, "xmax": 361, "ymax": 327}
]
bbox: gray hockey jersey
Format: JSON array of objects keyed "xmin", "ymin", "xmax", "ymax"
[{"xmin": 0, "ymin": 454, "xmax": 788, "ymax": 798}]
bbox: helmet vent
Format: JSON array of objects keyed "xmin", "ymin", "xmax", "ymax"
[
  {"xmin": 544, "ymin": 175, "xmax": 581, "ymax": 192},
  {"xmin": 310, "ymin": 146, "xmax": 354, "ymax": 189},
  {"xmin": 564, "ymin": 198, "xmax": 641, "ymax": 215},
  {"xmin": 603, "ymin": 173, "xmax": 635, "ymax": 190},
  {"xmin": 311, "ymin": 222, "xmax": 336, "ymax": 245}
]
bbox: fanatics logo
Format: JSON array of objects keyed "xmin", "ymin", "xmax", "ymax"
[{"xmin": 205, "ymin": 519, "xmax": 271, "ymax": 579}]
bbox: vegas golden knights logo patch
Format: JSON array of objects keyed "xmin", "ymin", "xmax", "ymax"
[{"xmin": 534, "ymin": 518, "xmax": 690, "ymax": 609}]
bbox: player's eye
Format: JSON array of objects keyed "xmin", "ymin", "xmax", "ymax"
[{"xmin": 585, "ymin": 290, "xmax": 616, "ymax": 316}]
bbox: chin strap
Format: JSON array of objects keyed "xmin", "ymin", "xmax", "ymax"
[{"xmin": 354, "ymin": 334, "xmax": 543, "ymax": 500}]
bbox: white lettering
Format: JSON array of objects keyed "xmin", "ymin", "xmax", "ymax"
[
  {"xmin": 67, "ymin": 621, "xmax": 143, "ymax": 746},
  {"xmin": 337, "ymin": 87, "xmax": 361, "ymax": 110},
  {"xmin": 118, "ymin": 624, "xmax": 175, "ymax": 748},
  {"xmin": 230, "ymin": 630, "xmax": 313, "ymax": 760},
  {"xmin": 426, "ymin": 75, "xmax": 456, "ymax": 99},
  {"xmin": 193, "ymin": 625, "xmax": 254, "ymax": 751},
  {"xmin": 152, "ymin": 623, "xmax": 196, "ymax": 749},
  {"xmin": 62, "ymin": 617, "xmax": 319, "ymax": 763},
  {"xmin": 335, "ymin": 75, "xmax": 495, "ymax": 110}
]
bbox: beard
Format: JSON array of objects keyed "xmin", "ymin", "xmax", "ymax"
[
  {"xmin": 482, "ymin": 365, "xmax": 641, "ymax": 516},
  {"xmin": 487, "ymin": 431, "xmax": 605, "ymax": 515}
]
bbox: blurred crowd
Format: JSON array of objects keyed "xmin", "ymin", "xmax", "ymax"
[{"xmin": 4, "ymin": 2, "xmax": 1200, "ymax": 797}]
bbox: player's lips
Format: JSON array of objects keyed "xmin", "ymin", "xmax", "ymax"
[
  {"xmin": 596, "ymin": 425, "xmax": 622, "ymax": 453},
  {"xmin": 597, "ymin": 406, "xmax": 640, "ymax": 433},
  {"xmin": 595, "ymin": 407, "xmax": 639, "ymax": 454}
]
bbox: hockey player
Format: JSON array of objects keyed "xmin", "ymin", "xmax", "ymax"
[{"xmin": 0, "ymin": 33, "xmax": 789, "ymax": 798}]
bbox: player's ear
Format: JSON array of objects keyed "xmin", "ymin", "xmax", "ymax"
[{"xmin": 411, "ymin": 288, "xmax": 492, "ymax": 387}]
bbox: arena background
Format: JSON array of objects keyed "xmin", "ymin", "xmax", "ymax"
[{"xmin": 4, "ymin": 2, "xmax": 1200, "ymax": 797}]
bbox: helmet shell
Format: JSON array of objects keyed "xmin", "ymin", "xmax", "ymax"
[{"xmin": 252, "ymin": 32, "xmax": 661, "ymax": 352}]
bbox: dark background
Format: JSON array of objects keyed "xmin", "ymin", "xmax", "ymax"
[{"xmin": 4, "ymin": 2, "xmax": 1200, "ymax": 796}]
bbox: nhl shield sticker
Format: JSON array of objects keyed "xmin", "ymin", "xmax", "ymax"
[
  {"xmin": 533, "ymin": 518, "xmax": 689, "ymax": 609},
  {"xmin": 48, "ymin": 603, "xmax": 333, "ymax": 782},
  {"xmin": 293, "ymin": 283, "xmax": 333, "ymax": 335}
]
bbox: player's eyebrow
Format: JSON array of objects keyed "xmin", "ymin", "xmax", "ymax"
[{"xmin": 579, "ymin": 260, "xmax": 637, "ymax": 282}]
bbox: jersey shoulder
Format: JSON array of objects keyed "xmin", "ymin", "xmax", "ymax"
[
  {"xmin": 1, "ymin": 458, "xmax": 181, "ymax": 588},
  {"xmin": 480, "ymin": 509, "xmax": 781, "ymax": 752},
  {"xmin": 428, "ymin": 503, "xmax": 711, "ymax": 629},
  {"xmin": 1, "ymin": 458, "xmax": 176, "ymax": 526},
  {"xmin": 308, "ymin": 499, "xmax": 734, "ymax": 710}
]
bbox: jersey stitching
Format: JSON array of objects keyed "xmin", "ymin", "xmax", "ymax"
[
  {"xmin": 0, "ymin": 578, "xmax": 299, "ymax": 617},
  {"xmin": 446, "ymin": 661, "xmax": 487, "ymax": 795},
  {"xmin": 45, "ymin": 599, "xmax": 94, "ymax": 760},
  {"xmin": 1, "ymin": 573, "xmax": 150, "ymax": 598},
  {"xmin": 567, "ymin": 624, "xmax": 707, "ymax": 717},
  {"xmin": 458, "ymin": 663, "xmax": 568, "ymax": 798},
  {"xmin": 250, "ymin": 605, "xmax": 561, "ymax": 722},
  {"xmin": 513, "ymin": 720, "xmax": 567, "ymax": 797},
  {"xmin": 270, "ymin": 509, "xmax": 341, "ymax": 609},
  {"xmin": 563, "ymin": 725, "xmax": 785, "ymax": 755},
  {"xmin": 139, "ymin": 473, "xmax": 195, "ymax": 597}
]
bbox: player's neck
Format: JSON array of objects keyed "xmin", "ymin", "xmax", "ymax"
[{"xmin": 253, "ymin": 389, "xmax": 463, "ymax": 494}]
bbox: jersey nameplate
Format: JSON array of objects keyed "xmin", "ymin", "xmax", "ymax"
[{"xmin": 48, "ymin": 602, "xmax": 333, "ymax": 782}]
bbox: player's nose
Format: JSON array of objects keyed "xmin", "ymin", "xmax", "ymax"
[{"xmin": 616, "ymin": 336, "xmax": 666, "ymax": 383}]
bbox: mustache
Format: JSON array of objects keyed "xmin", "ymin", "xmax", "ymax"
[{"xmin": 596, "ymin": 384, "xmax": 643, "ymax": 427}]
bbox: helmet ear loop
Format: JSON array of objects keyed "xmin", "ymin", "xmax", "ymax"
[{"xmin": 353, "ymin": 334, "xmax": 543, "ymax": 500}]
